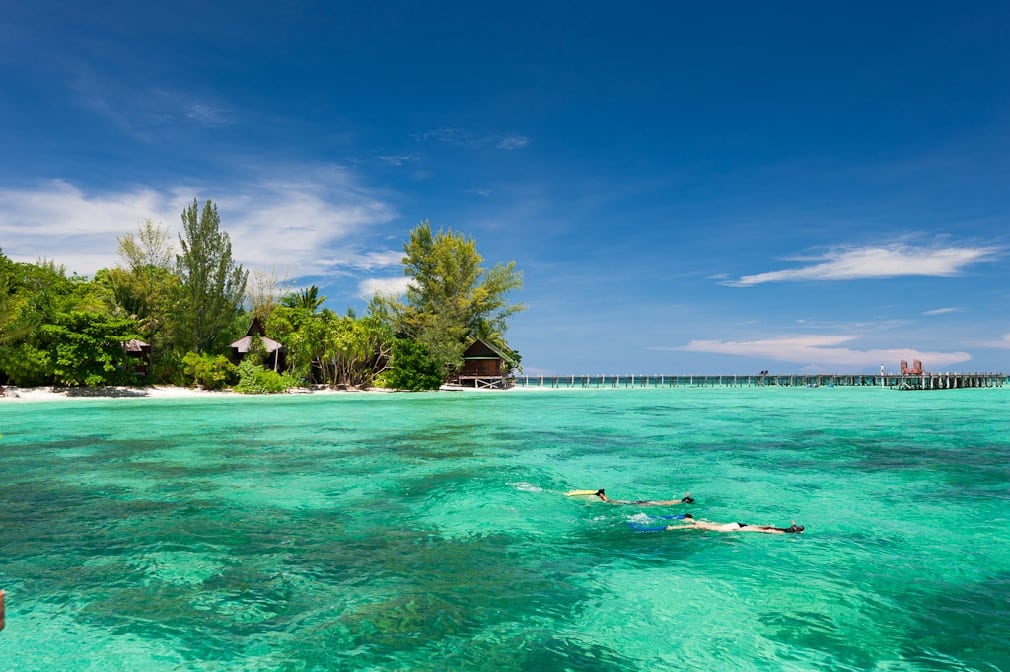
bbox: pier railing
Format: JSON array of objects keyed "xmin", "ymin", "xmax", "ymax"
[{"xmin": 515, "ymin": 372, "xmax": 1006, "ymax": 390}]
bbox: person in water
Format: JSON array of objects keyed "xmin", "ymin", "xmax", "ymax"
[
  {"xmin": 594, "ymin": 489, "xmax": 695, "ymax": 506},
  {"xmin": 665, "ymin": 513, "xmax": 804, "ymax": 534}
]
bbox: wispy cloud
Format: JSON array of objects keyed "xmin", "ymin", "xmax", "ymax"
[
  {"xmin": 68, "ymin": 65, "xmax": 232, "ymax": 137},
  {"xmin": 417, "ymin": 127, "xmax": 530, "ymax": 150},
  {"xmin": 376, "ymin": 154, "xmax": 418, "ymax": 166},
  {"xmin": 980, "ymin": 333, "xmax": 1010, "ymax": 349},
  {"xmin": 496, "ymin": 134, "xmax": 530, "ymax": 150},
  {"xmin": 666, "ymin": 335, "xmax": 970, "ymax": 369},
  {"xmin": 922, "ymin": 307, "xmax": 960, "ymax": 316},
  {"xmin": 723, "ymin": 243, "xmax": 1000, "ymax": 287},
  {"xmin": 0, "ymin": 181, "xmax": 181, "ymax": 273},
  {"xmin": 184, "ymin": 101, "xmax": 229, "ymax": 127},
  {"xmin": 0, "ymin": 168, "xmax": 398, "ymax": 280},
  {"xmin": 357, "ymin": 276, "xmax": 411, "ymax": 300},
  {"xmin": 318, "ymin": 250, "xmax": 404, "ymax": 273}
]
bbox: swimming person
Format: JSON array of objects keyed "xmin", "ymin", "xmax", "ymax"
[
  {"xmin": 664, "ymin": 513, "xmax": 804, "ymax": 534},
  {"xmin": 593, "ymin": 489, "xmax": 695, "ymax": 506}
]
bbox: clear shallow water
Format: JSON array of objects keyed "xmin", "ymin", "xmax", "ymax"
[{"xmin": 1, "ymin": 387, "xmax": 1009, "ymax": 671}]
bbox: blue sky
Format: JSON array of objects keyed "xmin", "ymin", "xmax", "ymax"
[{"xmin": 2, "ymin": 1, "xmax": 1009, "ymax": 375}]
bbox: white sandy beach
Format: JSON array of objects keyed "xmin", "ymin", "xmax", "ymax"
[
  {"xmin": 0, "ymin": 383, "xmax": 532, "ymax": 402},
  {"xmin": 0, "ymin": 385, "xmax": 386, "ymax": 402}
]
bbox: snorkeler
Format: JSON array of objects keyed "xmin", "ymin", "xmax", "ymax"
[
  {"xmin": 664, "ymin": 514, "xmax": 804, "ymax": 534},
  {"xmin": 593, "ymin": 489, "xmax": 695, "ymax": 506}
]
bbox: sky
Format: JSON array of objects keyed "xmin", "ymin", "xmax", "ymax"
[{"xmin": 2, "ymin": 1, "xmax": 1009, "ymax": 375}]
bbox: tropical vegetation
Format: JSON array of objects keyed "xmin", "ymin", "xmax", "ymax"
[{"xmin": 0, "ymin": 205, "xmax": 523, "ymax": 392}]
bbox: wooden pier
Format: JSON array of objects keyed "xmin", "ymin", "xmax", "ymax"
[{"xmin": 515, "ymin": 372, "xmax": 1006, "ymax": 390}]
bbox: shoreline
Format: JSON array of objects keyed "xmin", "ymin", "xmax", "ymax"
[{"xmin": 0, "ymin": 383, "xmax": 534, "ymax": 403}]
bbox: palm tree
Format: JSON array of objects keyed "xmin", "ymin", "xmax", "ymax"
[{"xmin": 281, "ymin": 285, "xmax": 325, "ymax": 312}]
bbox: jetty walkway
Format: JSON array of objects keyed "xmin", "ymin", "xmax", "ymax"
[{"xmin": 516, "ymin": 372, "xmax": 1006, "ymax": 390}]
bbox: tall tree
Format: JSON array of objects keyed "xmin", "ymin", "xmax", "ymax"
[
  {"xmin": 98, "ymin": 220, "xmax": 180, "ymax": 339},
  {"xmin": 175, "ymin": 199, "xmax": 248, "ymax": 354},
  {"xmin": 246, "ymin": 265, "xmax": 289, "ymax": 324},
  {"xmin": 380, "ymin": 220, "xmax": 524, "ymax": 375},
  {"xmin": 119, "ymin": 219, "xmax": 175, "ymax": 271}
]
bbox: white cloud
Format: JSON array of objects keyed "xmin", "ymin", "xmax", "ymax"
[
  {"xmin": 723, "ymin": 244, "xmax": 1000, "ymax": 287},
  {"xmin": 0, "ymin": 181, "xmax": 182, "ymax": 271},
  {"xmin": 222, "ymin": 172, "xmax": 396, "ymax": 274},
  {"xmin": 668, "ymin": 335, "xmax": 971, "ymax": 369},
  {"xmin": 922, "ymin": 307, "xmax": 960, "ymax": 316},
  {"xmin": 0, "ymin": 169, "xmax": 398, "ymax": 280},
  {"xmin": 357, "ymin": 276, "xmax": 411, "ymax": 300},
  {"xmin": 980, "ymin": 333, "xmax": 1010, "ymax": 349},
  {"xmin": 318, "ymin": 250, "xmax": 404, "ymax": 272}
]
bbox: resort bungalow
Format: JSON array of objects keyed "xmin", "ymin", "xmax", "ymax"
[
  {"xmin": 122, "ymin": 338, "xmax": 151, "ymax": 376},
  {"xmin": 452, "ymin": 337, "xmax": 519, "ymax": 389},
  {"xmin": 229, "ymin": 317, "xmax": 285, "ymax": 371}
]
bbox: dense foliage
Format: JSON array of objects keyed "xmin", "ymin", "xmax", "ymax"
[
  {"xmin": 0, "ymin": 211, "xmax": 522, "ymax": 392},
  {"xmin": 383, "ymin": 338, "xmax": 445, "ymax": 391},
  {"xmin": 180, "ymin": 352, "xmax": 236, "ymax": 390},
  {"xmin": 372, "ymin": 220, "xmax": 524, "ymax": 377},
  {"xmin": 233, "ymin": 359, "xmax": 299, "ymax": 394}
]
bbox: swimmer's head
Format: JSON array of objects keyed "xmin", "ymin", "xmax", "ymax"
[
  {"xmin": 786, "ymin": 524, "xmax": 804, "ymax": 533},
  {"xmin": 683, "ymin": 513, "xmax": 694, "ymax": 520},
  {"xmin": 595, "ymin": 489, "xmax": 605, "ymax": 497}
]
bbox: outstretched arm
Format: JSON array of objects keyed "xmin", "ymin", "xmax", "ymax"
[{"xmin": 639, "ymin": 492, "xmax": 694, "ymax": 506}]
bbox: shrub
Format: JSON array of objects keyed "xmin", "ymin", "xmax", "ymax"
[
  {"xmin": 181, "ymin": 352, "xmax": 236, "ymax": 390},
  {"xmin": 386, "ymin": 338, "xmax": 444, "ymax": 391},
  {"xmin": 233, "ymin": 359, "xmax": 297, "ymax": 394}
]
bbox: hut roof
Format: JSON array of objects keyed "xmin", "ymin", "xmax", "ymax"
[
  {"xmin": 229, "ymin": 316, "xmax": 284, "ymax": 353},
  {"xmin": 463, "ymin": 337, "xmax": 518, "ymax": 364},
  {"xmin": 229, "ymin": 334, "xmax": 283, "ymax": 353},
  {"xmin": 123, "ymin": 339, "xmax": 150, "ymax": 352}
]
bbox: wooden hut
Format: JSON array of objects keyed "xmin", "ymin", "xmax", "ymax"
[
  {"xmin": 229, "ymin": 317, "xmax": 285, "ymax": 371},
  {"xmin": 122, "ymin": 338, "xmax": 151, "ymax": 376},
  {"xmin": 453, "ymin": 338, "xmax": 518, "ymax": 389}
]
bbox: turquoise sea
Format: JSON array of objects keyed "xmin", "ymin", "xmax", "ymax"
[{"xmin": 1, "ymin": 387, "xmax": 1008, "ymax": 671}]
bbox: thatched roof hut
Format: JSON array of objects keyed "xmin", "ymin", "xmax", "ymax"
[{"xmin": 229, "ymin": 317, "xmax": 285, "ymax": 371}]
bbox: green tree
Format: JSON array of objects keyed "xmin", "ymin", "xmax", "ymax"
[
  {"xmin": 180, "ymin": 352, "xmax": 236, "ymax": 390},
  {"xmin": 120, "ymin": 218, "xmax": 175, "ymax": 270},
  {"xmin": 375, "ymin": 220, "xmax": 524, "ymax": 376},
  {"xmin": 279, "ymin": 310, "xmax": 391, "ymax": 388},
  {"xmin": 40, "ymin": 310, "xmax": 141, "ymax": 387},
  {"xmin": 0, "ymin": 256, "xmax": 77, "ymax": 385},
  {"xmin": 95, "ymin": 220, "xmax": 181, "ymax": 349},
  {"xmin": 0, "ymin": 254, "xmax": 147, "ymax": 387},
  {"xmin": 280, "ymin": 285, "xmax": 325, "ymax": 312},
  {"xmin": 0, "ymin": 252, "xmax": 30, "ymax": 348},
  {"xmin": 175, "ymin": 199, "xmax": 248, "ymax": 354},
  {"xmin": 385, "ymin": 338, "xmax": 444, "ymax": 391}
]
